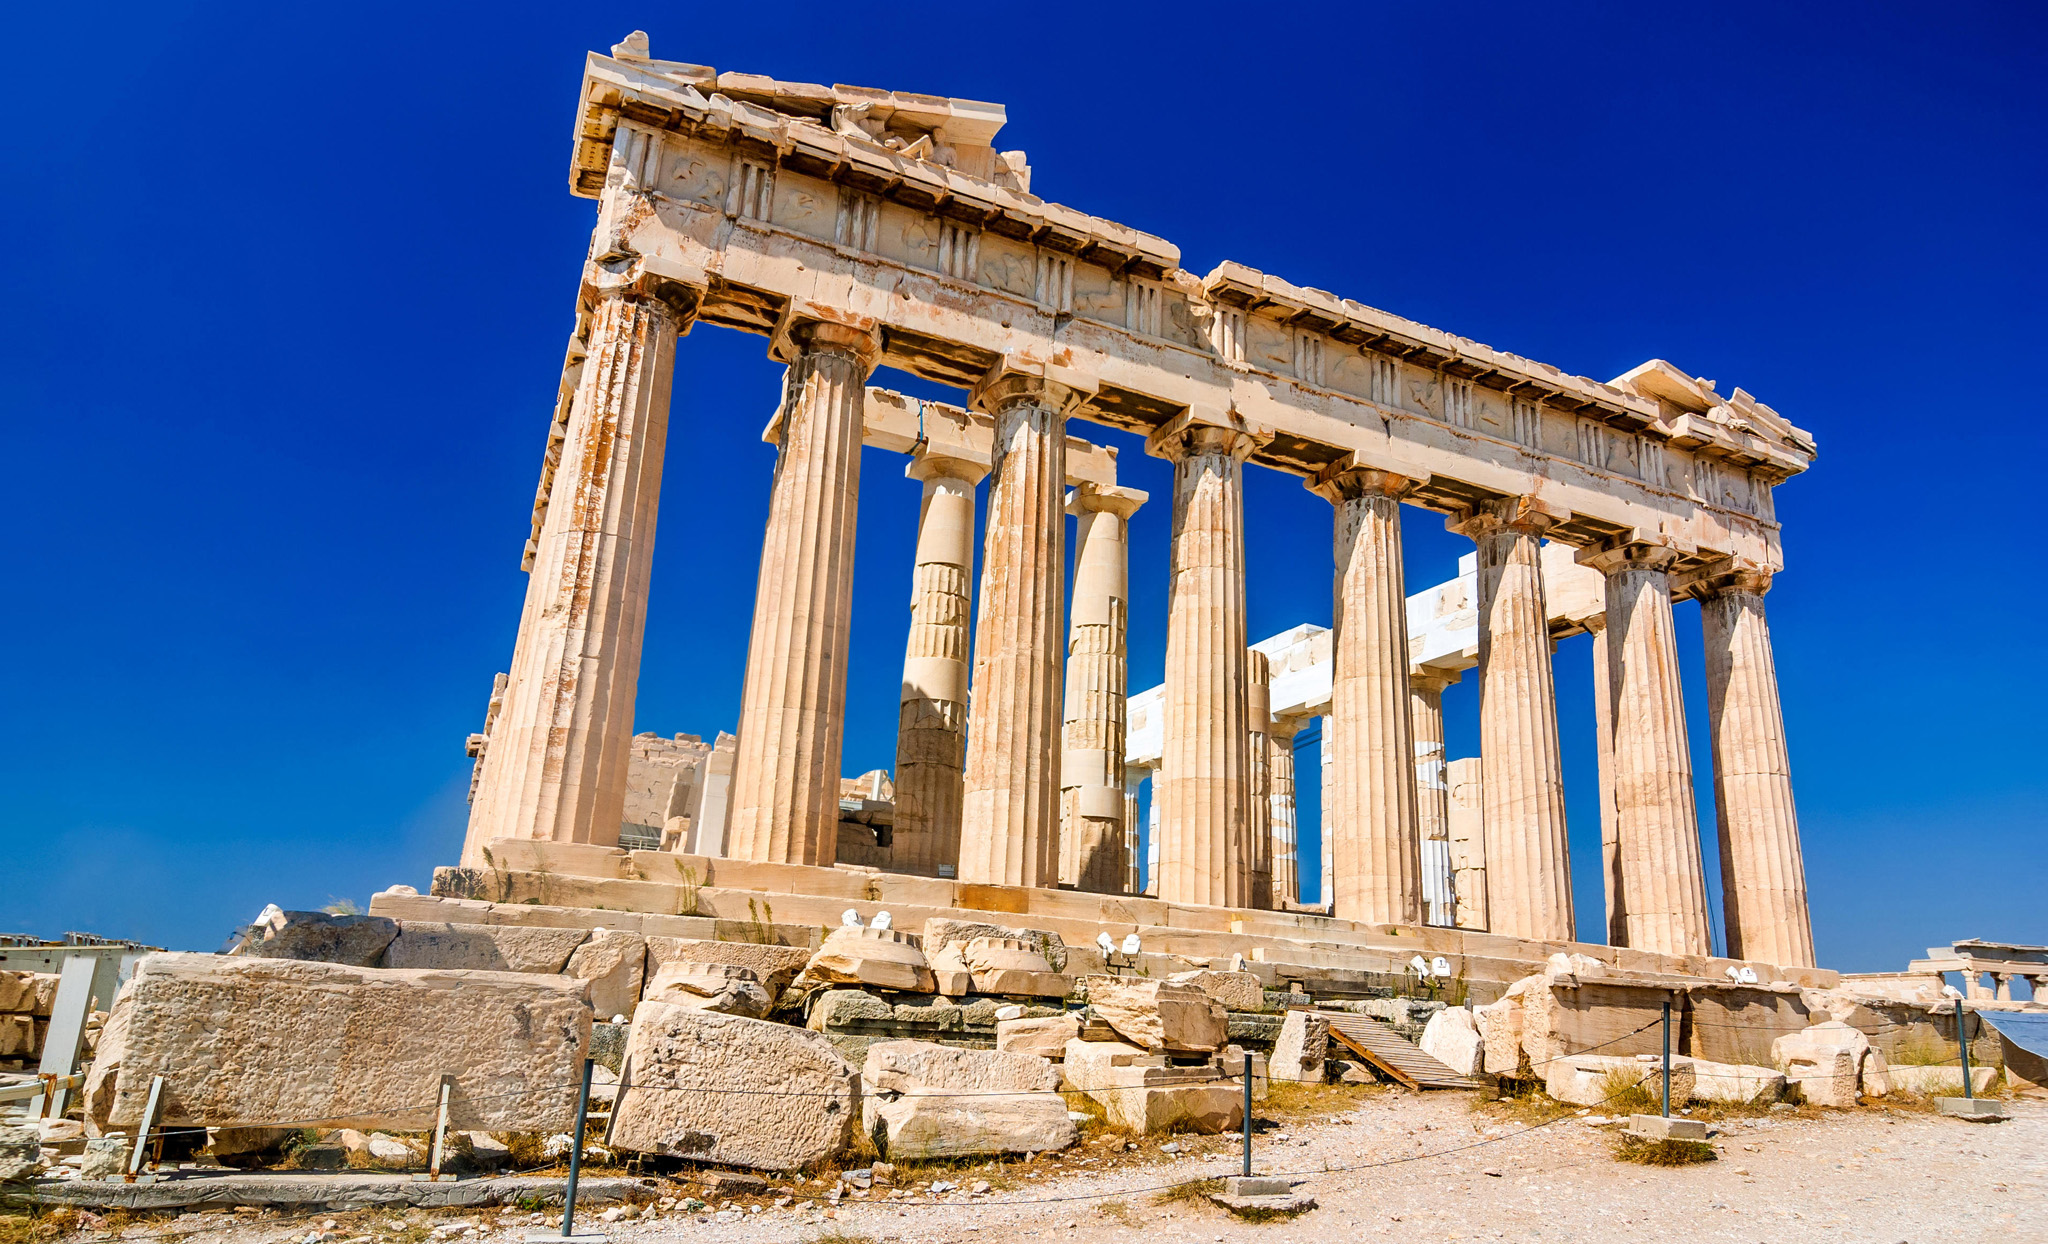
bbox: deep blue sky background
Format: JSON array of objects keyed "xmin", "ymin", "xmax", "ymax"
[{"xmin": 4, "ymin": 2, "xmax": 2041, "ymax": 974}]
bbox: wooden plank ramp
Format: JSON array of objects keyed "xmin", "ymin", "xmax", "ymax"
[{"xmin": 1318, "ymin": 1010, "xmax": 1488, "ymax": 1090}]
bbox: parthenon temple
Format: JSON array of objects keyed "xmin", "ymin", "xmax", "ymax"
[{"xmin": 448, "ymin": 32, "xmax": 1821, "ymax": 989}]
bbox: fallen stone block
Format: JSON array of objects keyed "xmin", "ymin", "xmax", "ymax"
[
  {"xmin": 1773, "ymin": 1021, "xmax": 1869, "ymax": 1107},
  {"xmin": 962, "ymin": 937, "xmax": 1068, "ymax": 998},
  {"xmin": 1419, "ymin": 1006, "xmax": 1483, "ymax": 1078},
  {"xmin": 0, "ymin": 1124, "xmax": 40, "ymax": 1184},
  {"xmin": 996, "ymin": 1015, "xmax": 1081, "ymax": 1059},
  {"xmin": 928, "ymin": 942, "xmax": 973, "ymax": 997},
  {"xmin": 1084, "ymin": 976, "xmax": 1226, "ymax": 1052},
  {"xmin": 1545, "ymin": 1054, "xmax": 1694, "ymax": 1107},
  {"xmin": 1217, "ymin": 1045, "xmax": 1270, "ymax": 1101},
  {"xmin": 1271, "ymin": 1010, "xmax": 1329, "ymax": 1083},
  {"xmin": 236, "ymin": 911, "xmax": 401, "ymax": 968},
  {"xmin": 1685, "ymin": 1059, "xmax": 1786, "ymax": 1105},
  {"xmin": 1682, "ymin": 984, "xmax": 1811, "ymax": 1066},
  {"xmin": 0, "ymin": 972, "xmax": 61, "ymax": 1016},
  {"xmin": 643, "ymin": 937, "xmax": 812, "ymax": 999},
  {"xmin": 922, "ymin": 919, "xmax": 1068, "ymax": 972},
  {"xmin": 1095, "ymin": 1083, "xmax": 1242, "ymax": 1135},
  {"xmin": 610, "ymin": 1000, "xmax": 858, "ymax": 1171},
  {"xmin": 0, "ymin": 1014, "xmax": 33, "ymax": 1057},
  {"xmin": 1167, "ymin": 970, "xmax": 1265, "ymax": 1013},
  {"xmin": 803, "ymin": 927, "xmax": 936, "ymax": 994},
  {"xmin": 1062, "ymin": 1036, "xmax": 1152, "ymax": 1092},
  {"xmin": 861, "ymin": 1039, "xmax": 1075, "ymax": 1160},
  {"xmin": 205, "ymin": 1126, "xmax": 295, "ymax": 1166},
  {"xmin": 82, "ymin": 953, "xmax": 588, "ymax": 1135},
  {"xmin": 565, "ymin": 929, "xmax": 646, "ymax": 1020},
  {"xmin": 644, "ymin": 961, "xmax": 772, "ymax": 1018},
  {"xmin": 79, "ymin": 1136, "xmax": 128, "ymax": 1179},
  {"xmin": 383, "ymin": 923, "xmax": 590, "ymax": 973},
  {"xmin": 1887, "ymin": 1065, "xmax": 1996, "ymax": 1096},
  {"xmin": 1473, "ymin": 994, "xmax": 1529, "ymax": 1078},
  {"xmin": 1860, "ymin": 1049, "xmax": 1891, "ymax": 1097}
]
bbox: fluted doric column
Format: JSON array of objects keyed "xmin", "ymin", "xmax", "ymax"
[
  {"xmin": 1411, "ymin": 671, "xmax": 1458, "ymax": 926},
  {"xmin": 1319, "ymin": 715, "xmax": 1335, "ymax": 906},
  {"xmin": 1451, "ymin": 496, "xmax": 1574, "ymax": 941},
  {"xmin": 462, "ymin": 275, "xmax": 695, "ymax": 868},
  {"xmin": 1060, "ymin": 483, "xmax": 1146, "ymax": 893},
  {"xmin": 1313, "ymin": 464, "xmax": 1423, "ymax": 926},
  {"xmin": 890, "ymin": 449, "xmax": 988, "ymax": 878},
  {"xmin": 1586, "ymin": 616, "xmax": 1625, "ymax": 945},
  {"xmin": 958, "ymin": 372, "xmax": 1082, "ymax": 886},
  {"xmin": 1267, "ymin": 717, "xmax": 1304, "ymax": 906},
  {"xmin": 1123, "ymin": 766, "xmax": 1149, "ymax": 895},
  {"xmin": 1445, "ymin": 757, "xmax": 1488, "ymax": 929},
  {"xmin": 1693, "ymin": 565, "xmax": 1815, "ymax": 966},
  {"xmin": 1582, "ymin": 539, "xmax": 1711, "ymax": 956},
  {"xmin": 1151, "ymin": 419, "xmax": 1258, "ymax": 908},
  {"xmin": 726, "ymin": 317, "xmax": 881, "ymax": 865},
  {"xmin": 1246, "ymin": 649, "xmax": 1275, "ymax": 910}
]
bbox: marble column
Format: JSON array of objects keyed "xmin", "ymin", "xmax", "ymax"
[
  {"xmin": 1144, "ymin": 792, "xmax": 1160, "ymax": 896},
  {"xmin": 1060, "ymin": 484, "xmax": 1146, "ymax": 893},
  {"xmin": 891, "ymin": 449, "xmax": 988, "ymax": 878},
  {"xmin": 1123, "ymin": 767, "xmax": 1149, "ymax": 895},
  {"xmin": 1319, "ymin": 715, "xmax": 1335, "ymax": 907},
  {"xmin": 1445, "ymin": 757, "xmax": 1488, "ymax": 930},
  {"xmin": 958, "ymin": 374, "xmax": 1078, "ymax": 887},
  {"xmin": 1582, "ymin": 539, "xmax": 1711, "ymax": 956},
  {"xmin": 1151, "ymin": 420, "xmax": 1258, "ymax": 908},
  {"xmin": 1451, "ymin": 497, "xmax": 1574, "ymax": 941},
  {"xmin": 1313, "ymin": 465, "xmax": 1423, "ymax": 926},
  {"xmin": 1246, "ymin": 649, "xmax": 1275, "ymax": 910},
  {"xmin": 461, "ymin": 276, "xmax": 693, "ymax": 868},
  {"xmin": 1410, "ymin": 671, "xmax": 1457, "ymax": 926},
  {"xmin": 726, "ymin": 319, "xmax": 880, "ymax": 866},
  {"xmin": 1587, "ymin": 616, "xmax": 1624, "ymax": 946},
  {"xmin": 1695, "ymin": 566, "xmax": 1816, "ymax": 966},
  {"xmin": 1268, "ymin": 716, "xmax": 1304, "ymax": 907}
]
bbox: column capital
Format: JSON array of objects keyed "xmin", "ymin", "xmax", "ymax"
[
  {"xmin": 1269, "ymin": 713, "xmax": 1308, "ymax": 742},
  {"xmin": 1577, "ymin": 535, "xmax": 1685, "ymax": 577},
  {"xmin": 1410, "ymin": 667, "xmax": 1463, "ymax": 695},
  {"xmin": 906, "ymin": 446, "xmax": 989, "ymax": 487},
  {"xmin": 1065, "ymin": 482, "xmax": 1148, "ymax": 521},
  {"xmin": 1447, "ymin": 493, "xmax": 1570, "ymax": 540},
  {"xmin": 582, "ymin": 264, "xmax": 705, "ymax": 327},
  {"xmin": 1144, "ymin": 409, "xmax": 1263, "ymax": 463},
  {"xmin": 972, "ymin": 358, "xmax": 1096, "ymax": 417},
  {"xmin": 1675, "ymin": 555, "xmax": 1775, "ymax": 600},
  {"xmin": 768, "ymin": 300, "xmax": 883, "ymax": 368},
  {"xmin": 1308, "ymin": 459, "xmax": 1417, "ymax": 506}
]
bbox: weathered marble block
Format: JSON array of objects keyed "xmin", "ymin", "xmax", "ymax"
[{"xmin": 83, "ymin": 953, "xmax": 588, "ymax": 1134}]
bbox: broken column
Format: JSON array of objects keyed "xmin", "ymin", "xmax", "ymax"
[
  {"xmin": 1446, "ymin": 757, "xmax": 1488, "ymax": 930},
  {"xmin": 462, "ymin": 274, "xmax": 695, "ymax": 866},
  {"xmin": 1693, "ymin": 564, "xmax": 1816, "ymax": 967},
  {"xmin": 1581, "ymin": 538, "xmax": 1711, "ymax": 956},
  {"xmin": 1059, "ymin": 482, "xmax": 1147, "ymax": 893},
  {"xmin": 958, "ymin": 371, "xmax": 1083, "ymax": 887},
  {"xmin": 1245, "ymin": 649, "xmax": 1275, "ymax": 909},
  {"xmin": 892, "ymin": 448, "xmax": 988, "ymax": 878},
  {"xmin": 1268, "ymin": 716, "xmax": 1304, "ymax": 906},
  {"xmin": 1452, "ymin": 497, "xmax": 1574, "ymax": 941},
  {"xmin": 1313, "ymin": 464, "xmax": 1422, "ymax": 926},
  {"xmin": 1410, "ymin": 670, "xmax": 1457, "ymax": 926},
  {"xmin": 1152, "ymin": 418, "xmax": 1258, "ymax": 908},
  {"xmin": 727, "ymin": 316, "xmax": 881, "ymax": 865}
]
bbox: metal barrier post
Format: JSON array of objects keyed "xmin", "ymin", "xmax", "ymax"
[
  {"xmin": 561, "ymin": 1058, "xmax": 594, "ymax": 1237},
  {"xmin": 1955, "ymin": 997, "xmax": 1974, "ymax": 1100},
  {"xmin": 1660, "ymin": 1000, "xmax": 1672, "ymax": 1118},
  {"xmin": 1241, "ymin": 1060, "xmax": 1253, "ymax": 1177}
]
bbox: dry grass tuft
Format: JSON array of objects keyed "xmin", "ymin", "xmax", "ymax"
[
  {"xmin": 1151, "ymin": 1176, "xmax": 1224, "ymax": 1207},
  {"xmin": 1262, "ymin": 1079, "xmax": 1377, "ymax": 1124},
  {"xmin": 1096, "ymin": 1198, "xmax": 1141, "ymax": 1227},
  {"xmin": 803, "ymin": 1230, "xmax": 878, "ymax": 1244},
  {"xmin": 1612, "ymin": 1135, "xmax": 1716, "ymax": 1166},
  {"xmin": 1471, "ymin": 1080, "xmax": 1575, "ymax": 1126}
]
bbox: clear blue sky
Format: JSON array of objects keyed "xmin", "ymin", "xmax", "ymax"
[{"xmin": 4, "ymin": 2, "xmax": 2041, "ymax": 974}]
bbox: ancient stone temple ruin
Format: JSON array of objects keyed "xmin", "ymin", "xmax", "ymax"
[{"xmin": 447, "ymin": 31, "xmax": 1820, "ymax": 990}]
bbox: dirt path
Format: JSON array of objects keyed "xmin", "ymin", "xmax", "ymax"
[{"xmin": 74, "ymin": 1094, "xmax": 2048, "ymax": 1244}]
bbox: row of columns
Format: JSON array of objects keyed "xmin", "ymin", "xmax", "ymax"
[{"xmin": 466, "ymin": 280, "xmax": 1813, "ymax": 967}]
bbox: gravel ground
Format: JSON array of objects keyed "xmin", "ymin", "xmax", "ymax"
[{"xmin": 73, "ymin": 1092, "xmax": 2048, "ymax": 1244}]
